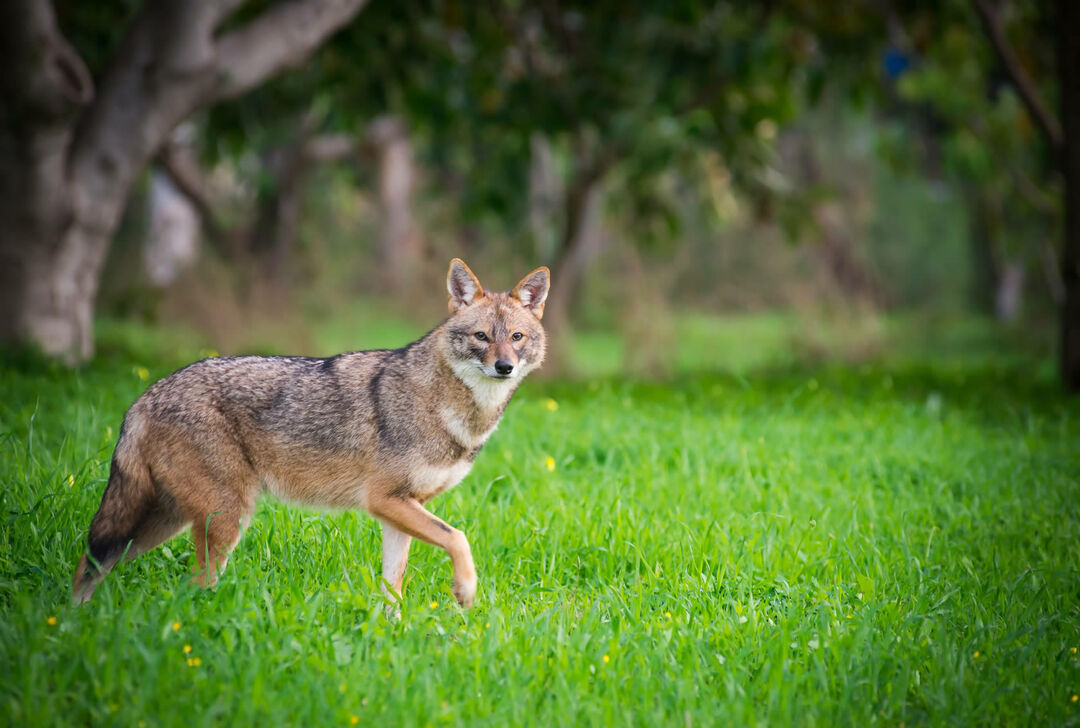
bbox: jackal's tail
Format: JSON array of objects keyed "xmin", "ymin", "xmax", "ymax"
[{"xmin": 72, "ymin": 432, "xmax": 154, "ymax": 604}]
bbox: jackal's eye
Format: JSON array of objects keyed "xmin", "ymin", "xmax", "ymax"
[
  {"xmin": 474, "ymin": 331, "xmax": 489, "ymax": 342},
  {"xmin": 511, "ymin": 332, "xmax": 523, "ymax": 342}
]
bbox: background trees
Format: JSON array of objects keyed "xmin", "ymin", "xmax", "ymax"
[
  {"xmin": 1, "ymin": 0, "xmax": 1072, "ymax": 388},
  {"xmin": 0, "ymin": 0, "xmax": 369, "ymax": 362}
]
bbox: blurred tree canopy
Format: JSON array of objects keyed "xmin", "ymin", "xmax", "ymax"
[
  {"xmin": 1, "ymin": 0, "xmax": 1076, "ymax": 388},
  {"xmin": 202, "ymin": 1, "xmax": 813, "ymax": 329}
]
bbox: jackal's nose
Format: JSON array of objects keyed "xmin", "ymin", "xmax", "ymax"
[{"xmin": 494, "ymin": 359, "xmax": 514, "ymax": 376}]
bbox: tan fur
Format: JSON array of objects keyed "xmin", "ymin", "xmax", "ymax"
[{"xmin": 72, "ymin": 260, "xmax": 550, "ymax": 609}]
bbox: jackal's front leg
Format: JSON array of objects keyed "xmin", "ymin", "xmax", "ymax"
[
  {"xmin": 367, "ymin": 494, "xmax": 477, "ymax": 608},
  {"xmin": 380, "ymin": 523, "xmax": 412, "ymax": 615}
]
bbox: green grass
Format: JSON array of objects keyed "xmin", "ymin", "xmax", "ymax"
[{"xmin": 1, "ymin": 315, "xmax": 1078, "ymax": 726}]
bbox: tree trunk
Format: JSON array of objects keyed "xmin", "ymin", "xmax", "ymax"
[
  {"xmin": 254, "ymin": 143, "xmax": 309, "ymax": 287},
  {"xmin": 0, "ymin": 0, "xmax": 369, "ymax": 363},
  {"xmin": 810, "ymin": 201, "xmax": 879, "ymax": 308},
  {"xmin": 0, "ymin": 227, "xmax": 109, "ymax": 363},
  {"xmin": 368, "ymin": 116, "xmax": 421, "ymax": 294},
  {"xmin": 544, "ymin": 170, "xmax": 604, "ymax": 337},
  {"xmin": 965, "ymin": 188, "xmax": 998, "ymax": 315},
  {"xmin": 252, "ymin": 131, "xmax": 360, "ymax": 288},
  {"xmin": 1060, "ymin": 0, "xmax": 1080, "ymax": 391},
  {"xmin": 543, "ymin": 131, "xmax": 617, "ymax": 342},
  {"xmin": 994, "ymin": 262, "xmax": 1025, "ymax": 324},
  {"xmin": 145, "ymin": 170, "xmax": 200, "ymax": 288},
  {"xmin": 529, "ymin": 132, "xmax": 561, "ymax": 262},
  {"xmin": 0, "ymin": 1, "xmax": 96, "ymax": 361},
  {"xmin": 156, "ymin": 128, "xmax": 229, "ymax": 255}
]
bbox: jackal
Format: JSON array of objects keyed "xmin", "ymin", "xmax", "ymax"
[{"xmin": 72, "ymin": 259, "xmax": 550, "ymax": 609}]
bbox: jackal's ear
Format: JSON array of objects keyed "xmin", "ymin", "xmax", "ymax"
[
  {"xmin": 447, "ymin": 258, "xmax": 485, "ymax": 313},
  {"xmin": 512, "ymin": 266, "xmax": 550, "ymax": 319}
]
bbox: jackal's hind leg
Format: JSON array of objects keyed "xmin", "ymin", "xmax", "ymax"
[{"xmin": 191, "ymin": 511, "xmax": 247, "ymax": 588}]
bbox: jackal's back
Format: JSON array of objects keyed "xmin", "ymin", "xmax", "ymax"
[{"xmin": 134, "ymin": 352, "xmax": 385, "ymax": 452}]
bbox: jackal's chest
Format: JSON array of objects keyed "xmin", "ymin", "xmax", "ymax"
[
  {"xmin": 407, "ymin": 459, "xmax": 474, "ymax": 499},
  {"xmin": 438, "ymin": 405, "xmax": 501, "ymax": 451}
]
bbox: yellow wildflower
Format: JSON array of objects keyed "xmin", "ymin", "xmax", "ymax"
[
  {"xmin": 47, "ymin": 616, "xmax": 57, "ymax": 626},
  {"xmin": 664, "ymin": 611, "xmax": 672, "ymax": 619},
  {"xmin": 350, "ymin": 716, "xmax": 359, "ymax": 725},
  {"xmin": 172, "ymin": 621, "xmax": 181, "ymax": 632},
  {"xmin": 602, "ymin": 654, "xmax": 610, "ymax": 664},
  {"xmin": 183, "ymin": 644, "xmax": 192, "ymax": 654},
  {"xmin": 133, "ymin": 366, "xmax": 149, "ymax": 381},
  {"xmin": 544, "ymin": 456, "xmax": 555, "ymax": 472},
  {"xmin": 1072, "ymin": 694, "xmax": 1078, "ymax": 704},
  {"xmin": 430, "ymin": 601, "xmax": 438, "ymax": 609},
  {"xmin": 973, "ymin": 651, "xmax": 980, "ymax": 659},
  {"xmin": 543, "ymin": 398, "xmax": 559, "ymax": 412},
  {"xmin": 68, "ymin": 474, "xmax": 74, "ymax": 488}
]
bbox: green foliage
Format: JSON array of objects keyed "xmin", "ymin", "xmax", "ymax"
[
  {"xmin": 872, "ymin": 1, "xmax": 1059, "ymax": 263},
  {"xmin": 54, "ymin": 0, "xmax": 142, "ymax": 78},
  {"xmin": 1, "ymin": 317, "xmax": 1077, "ymax": 725},
  {"xmin": 203, "ymin": 1, "xmax": 815, "ymax": 243}
]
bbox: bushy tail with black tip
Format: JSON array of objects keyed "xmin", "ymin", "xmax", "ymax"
[{"xmin": 72, "ymin": 438, "xmax": 153, "ymax": 604}]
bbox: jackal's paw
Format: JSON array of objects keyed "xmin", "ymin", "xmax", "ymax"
[{"xmin": 452, "ymin": 574, "xmax": 477, "ymax": 609}]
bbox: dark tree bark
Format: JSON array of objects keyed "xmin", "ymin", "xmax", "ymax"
[
  {"xmin": 970, "ymin": 0, "xmax": 1078, "ymax": 390},
  {"xmin": 1059, "ymin": 0, "xmax": 1080, "ymax": 390},
  {"xmin": 0, "ymin": 1, "xmax": 96, "ymax": 361},
  {"xmin": 0, "ymin": 0, "xmax": 369, "ymax": 362},
  {"xmin": 543, "ymin": 171, "xmax": 604, "ymax": 336},
  {"xmin": 974, "ymin": 0, "xmax": 1063, "ymax": 152},
  {"xmin": 543, "ymin": 135, "xmax": 617, "ymax": 338}
]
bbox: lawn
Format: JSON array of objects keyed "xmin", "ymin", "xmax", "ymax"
[{"xmin": 1, "ymin": 315, "xmax": 1078, "ymax": 726}]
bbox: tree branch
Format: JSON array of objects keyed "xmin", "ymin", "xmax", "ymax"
[
  {"xmin": 973, "ymin": 0, "xmax": 1063, "ymax": 152},
  {"xmin": 68, "ymin": 0, "xmax": 371, "ymax": 233},
  {"xmin": 211, "ymin": 0, "xmax": 370, "ymax": 103},
  {"xmin": 155, "ymin": 142, "xmax": 224, "ymax": 243},
  {"xmin": 303, "ymin": 133, "xmax": 361, "ymax": 164},
  {"xmin": 0, "ymin": 0, "xmax": 93, "ymax": 120}
]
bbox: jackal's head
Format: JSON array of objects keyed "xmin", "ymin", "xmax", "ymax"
[{"xmin": 443, "ymin": 258, "xmax": 550, "ymax": 382}]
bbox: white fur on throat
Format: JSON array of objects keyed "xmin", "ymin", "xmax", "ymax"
[{"xmin": 450, "ymin": 359, "xmax": 523, "ymax": 411}]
